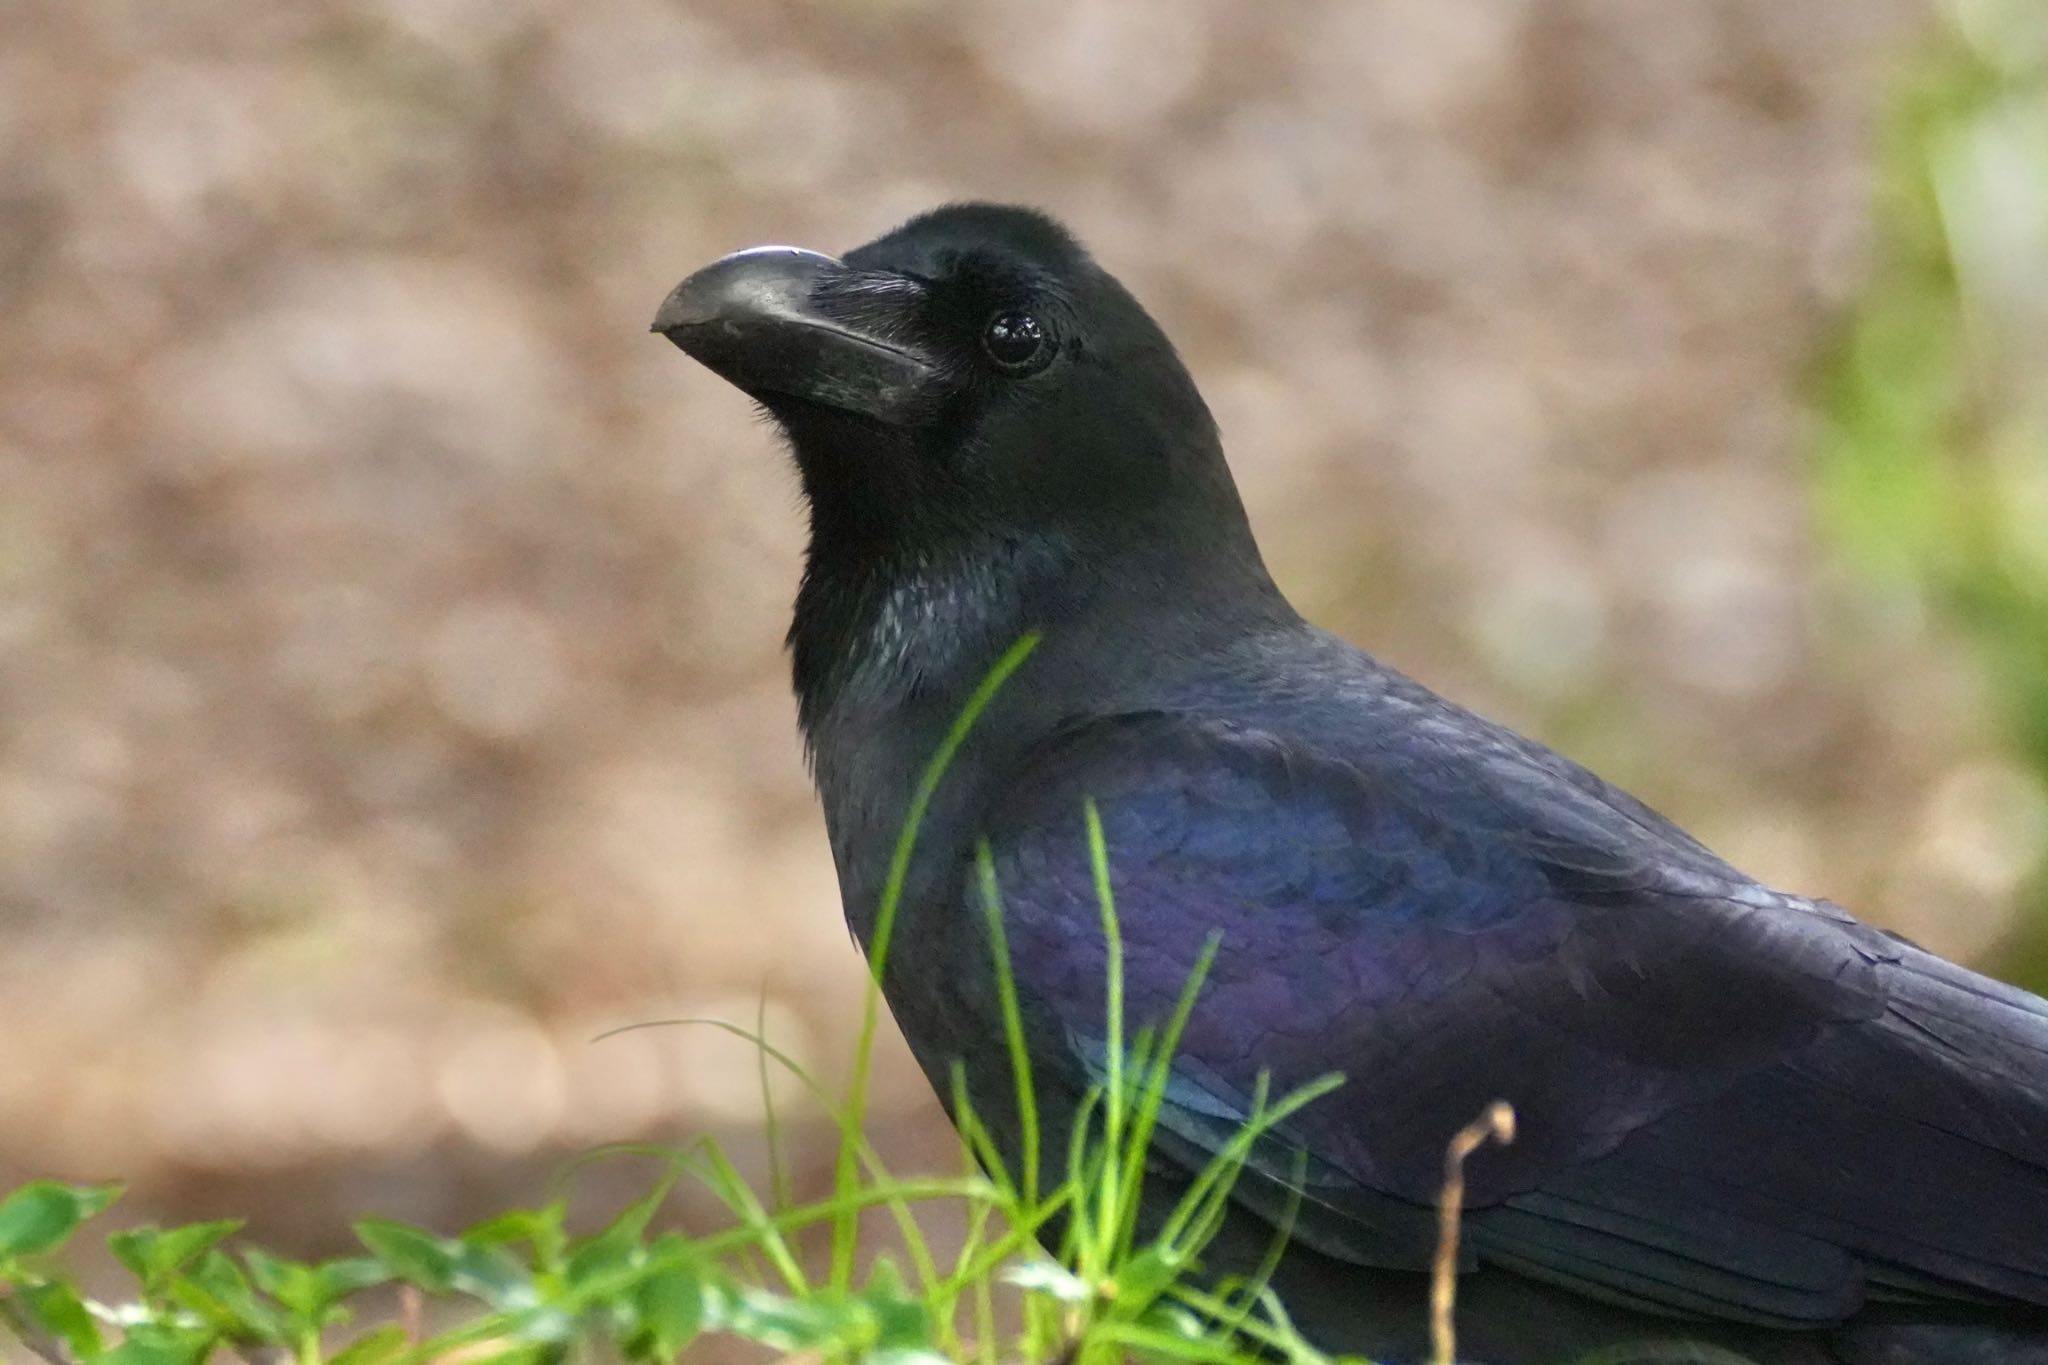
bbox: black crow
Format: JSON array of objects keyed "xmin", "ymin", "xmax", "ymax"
[{"xmin": 653, "ymin": 204, "xmax": 2048, "ymax": 1365}]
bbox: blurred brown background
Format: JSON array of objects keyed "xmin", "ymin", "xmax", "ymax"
[{"xmin": 4, "ymin": 0, "xmax": 2044, "ymax": 1251}]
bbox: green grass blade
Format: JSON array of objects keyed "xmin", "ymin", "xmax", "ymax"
[
  {"xmin": 1083, "ymin": 799, "xmax": 1125, "ymax": 1278},
  {"xmin": 1114, "ymin": 932, "xmax": 1222, "ymax": 1261},
  {"xmin": 755, "ymin": 993, "xmax": 795, "ymax": 1215},
  {"xmin": 686, "ymin": 1138, "xmax": 809, "ymax": 1295},
  {"xmin": 975, "ymin": 841, "xmax": 1042, "ymax": 1212},
  {"xmin": 834, "ymin": 632, "xmax": 1042, "ymax": 1290},
  {"xmin": 1158, "ymin": 1072, "xmax": 1344, "ymax": 1255},
  {"xmin": 585, "ymin": 1015, "xmax": 941, "ymax": 1273}
]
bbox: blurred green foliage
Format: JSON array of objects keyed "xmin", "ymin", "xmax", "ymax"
[{"xmin": 1814, "ymin": 0, "xmax": 2048, "ymax": 986}]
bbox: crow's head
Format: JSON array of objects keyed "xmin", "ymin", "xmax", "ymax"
[
  {"xmin": 656, "ymin": 204, "xmax": 1276, "ymax": 725},
  {"xmin": 656, "ymin": 204, "xmax": 1254, "ymax": 567}
]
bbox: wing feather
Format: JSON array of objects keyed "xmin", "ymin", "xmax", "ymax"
[{"xmin": 970, "ymin": 711, "xmax": 2048, "ymax": 1324}]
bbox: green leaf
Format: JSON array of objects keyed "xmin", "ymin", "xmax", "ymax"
[
  {"xmin": 110, "ymin": 1220, "xmax": 243, "ymax": 1290},
  {"xmin": 1107, "ymin": 1245, "xmax": 1186, "ymax": 1315},
  {"xmin": 864, "ymin": 1254, "xmax": 909, "ymax": 1299},
  {"xmin": 316, "ymin": 1255, "xmax": 393, "ymax": 1303},
  {"xmin": 449, "ymin": 1343, "xmax": 559, "ymax": 1365},
  {"xmin": 563, "ymin": 1177, "xmax": 674, "ymax": 1289},
  {"xmin": 464, "ymin": 1201, "xmax": 568, "ymax": 1271},
  {"xmin": 241, "ymin": 1252, "xmax": 313, "ymax": 1309},
  {"xmin": 463, "ymin": 1208, "xmax": 545, "ymax": 1244},
  {"xmin": 240, "ymin": 1245, "xmax": 303, "ymax": 1299},
  {"xmin": 714, "ymin": 1286, "xmax": 854, "ymax": 1352},
  {"xmin": 1004, "ymin": 1260, "xmax": 1095, "ymax": 1303},
  {"xmin": 356, "ymin": 1218, "xmax": 460, "ymax": 1293},
  {"xmin": 1087, "ymin": 1319, "xmax": 1246, "ymax": 1363},
  {"xmin": 450, "ymin": 1242, "xmax": 537, "ymax": 1310},
  {"xmin": 19, "ymin": 1280, "xmax": 104, "ymax": 1358},
  {"xmin": 858, "ymin": 1258, "xmax": 931, "ymax": 1351},
  {"xmin": 0, "ymin": 1181, "xmax": 121, "ymax": 1258},
  {"xmin": 169, "ymin": 1247, "xmax": 286, "ymax": 1341},
  {"xmin": 102, "ymin": 1319, "xmax": 214, "ymax": 1365},
  {"xmin": 562, "ymin": 1226, "xmax": 637, "ymax": 1288},
  {"xmin": 239, "ymin": 1246, "xmax": 389, "ymax": 1325},
  {"xmin": 1138, "ymin": 1301, "xmax": 1210, "ymax": 1339},
  {"xmin": 629, "ymin": 1263, "xmax": 703, "ymax": 1360},
  {"xmin": 864, "ymin": 1291, "xmax": 931, "ymax": 1352},
  {"xmin": 330, "ymin": 1324, "xmax": 410, "ymax": 1365}
]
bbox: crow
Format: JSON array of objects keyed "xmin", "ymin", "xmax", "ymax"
[{"xmin": 653, "ymin": 204, "xmax": 2048, "ymax": 1365}]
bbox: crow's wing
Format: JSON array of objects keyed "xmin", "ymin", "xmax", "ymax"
[{"xmin": 970, "ymin": 711, "xmax": 2048, "ymax": 1325}]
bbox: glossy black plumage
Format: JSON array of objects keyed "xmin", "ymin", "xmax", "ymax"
[{"xmin": 656, "ymin": 204, "xmax": 2048, "ymax": 1364}]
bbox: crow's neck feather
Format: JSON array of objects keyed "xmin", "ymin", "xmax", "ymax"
[{"xmin": 789, "ymin": 532, "xmax": 1062, "ymax": 745}]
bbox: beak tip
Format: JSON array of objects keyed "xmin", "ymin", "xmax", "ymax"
[
  {"xmin": 652, "ymin": 245, "xmax": 843, "ymax": 341},
  {"xmin": 650, "ymin": 282, "xmax": 704, "ymax": 338}
]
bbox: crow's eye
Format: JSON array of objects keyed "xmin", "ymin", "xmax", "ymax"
[{"xmin": 981, "ymin": 310, "xmax": 1051, "ymax": 374}]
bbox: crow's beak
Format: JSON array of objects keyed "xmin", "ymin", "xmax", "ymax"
[{"xmin": 653, "ymin": 246, "xmax": 941, "ymax": 424}]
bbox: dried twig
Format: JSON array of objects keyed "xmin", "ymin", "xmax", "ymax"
[
  {"xmin": 1430, "ymin": 1101, "xmax": 1516, "ymax": 1365},
  {"xmin": 401, "ymin": 1283, "xmax": 424, "ymax": 1343}
]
